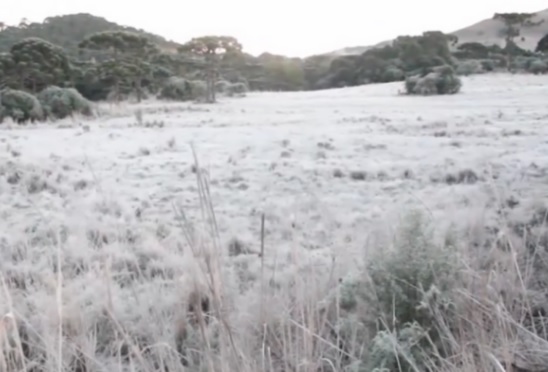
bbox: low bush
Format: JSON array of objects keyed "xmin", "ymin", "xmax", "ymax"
[
  {"xmin": 226, "ymin": 82, "xmax": 248, "ymax": 97},
  {"xmin": 456, "ymin": 60, "xmax": 484, "ymax": 76},
  {"xmin": 529, "ymin": 59, "xmax": 548, "ymax": 74},
  {"xmin": 189, "ymin": 80, "xmax": 207, "ymax": 100},
  {"xmin": 37, "ymin": 86, "xmax": 93, "ymax": 119},
  {"xmin": 215, "ymin": 80, "xmax": 248, "ymax": 97},
  {"xmin": 337, "ymin": 211, "xmax": 461, "ymax": 371},
  {"xmin": 159, "ymin": 77, "xmax": 207, "ymax": 101},
  {"xmin": 215, "ymin": 80, "xmax": 230, "ymax": 94},
  {"xmin": 405, "ymin": 65, "xmax": 462, "ymax": 96},
  {"xmin": 0, "ymin": 89, "xmax": 44, "ymax": 124}
]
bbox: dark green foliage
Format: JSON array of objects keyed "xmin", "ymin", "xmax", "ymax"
[
  {"xmin": 214, "ymin": 80, "xmax": 247, "ymax": 96},
  {"xmin": 215, "ymin": 80, "xmax": 230, "ymax": 94},
  {"xmin": 510, "ymin": 56, "xmax": 548, "ymax": 74},
  {"xmin": 225, "ymin": 81, "xmax": 248, "ymax": 97},
  {"xmin": 454, "ymin": 42, "xmax": 490, "ymax": 59},
  {"xmin": 456, "ymin": 60, "xmax": 484, "ymax": 75},
  {"xmin": 529, "ymin": 59, "xmax": 548, "ymax": 74},
  {"xmin": 37, "ymin": 86, "xmax": 92, "ymax": 119},
  {"xmin": 71, "ymin": 60, "xmax": 111, "ymax": 101},
  {"xmin": 0, "ymin": 14, "xmax": 180, "ymax": 55},
  {"xmin": 255, "ymin": 53, "xmax": 306, "ymax": 91},
  {"xmin": 536, "ymin": 33, "xmax": 548, "ymax": 53},
  {"xmin": 337, "ymin": 211, "xmax": 460, "ymax": 372},
  {"xmin": 10, "ymin": 38, "xmax": 71, "ymax": 93},
  {"xmin": 324, "ymin": 31, "xmax": 455, "ymax": 88},
  {"xmin": 2, "ymin": 12, "xmax": 548, "ymax": 100},
  {"xmin": 159, "ymin": 77, "xmax": 205, "ymax": 101},
  {"xmin": 79, "ymin": 31, "xmax": 158, "ymax": 102},
  {"xmin": 302, "ymin": 54, "xmax": 331, "ymax": 89},
  {"xmin": 0, "ymin": 52, "xmax": 16, "ymax": 88},
  {"xmin": 480, "ymin": 59, "xmax": 496, "ymax": 71},
  {"xmin": 178, "ymin": 36, "xmax": 243, "ymax": 102},
  {"xmin": 493, "ymin": 13, "xmax": 544, "ymax": 69},
  {"xmin": 0, "ymin": 88, "xmax": 44, "ymax": 123},
  {"xmin": 405, "ymin": 65, "xmax": 462, "ymax": 95}
]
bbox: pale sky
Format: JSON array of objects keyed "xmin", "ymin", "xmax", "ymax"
[{"xmin": 3, "ymin": 0, "xmax": 548, "ymax": 57}]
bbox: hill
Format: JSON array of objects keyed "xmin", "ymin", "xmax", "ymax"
[
  {"xmin": 0, "ymin": 13, "xmax": 182, "ymax": 54},
  {"xmin": 326, "ymin": 7, "xmax": 548, "ymax": 56},
  {"xmin": 452, "ymin": 8, "xmax": 548, "ymax": 50}
]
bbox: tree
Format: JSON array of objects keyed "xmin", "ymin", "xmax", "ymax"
[
  {"xmin": 18, "ymin": 18, "xmax": 29, "ymax": 28},
  {"xmin": 178, "ymin": 36, "xmax": 243, "ymax": 103},
  {"xmin": 0, "ymin": 22, "xmax": 6, "ymax": 31},
  {"xmin": 0, "ymin": 52, "xmax": 16, "ymax": 89},
  {"xmin": 494, "ymin": 13, "xmax": 544, "ymax": 67},
  {"xmin": 79, "ymin": 31, "xmax": 158, "ymax": 102},
  {"xmin": 537, "ymin": 33, "xmax": 548, "ymax": 53},
  {"xmin": 10, "ymin": 38, "xmax": 71, "ymax": 92}
]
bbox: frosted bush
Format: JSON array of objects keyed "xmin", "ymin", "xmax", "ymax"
[
  {"xmin": 215, "ymin": 80, "xmax": 230, "ymax": 94},
  {"xmin": 337, "ymin": 211, "xmax": 461, "ymax": 371},
  {"xmin": 382, "ymin": 66, "xmax": 405, "ymax": 82},
  {"xmin": 405, "ymin": 65, "xmax": 462, "ymax": 95},
  {"xmin": 456, "ymin": 60, "xmax": 484, "ymax": 76},
  {"xmin": 159, "ymin": 77, "xmax": 206, "ymax": 101},
  {"xmin": 0, "ymin": 89, "xmax": 44, "ymax": 124},
  {"xmin": 529, "ymin": 59, "xmax": 548, "ymax": 74},
  {"xmin": 189, "ymin": 80, "xmax": 207, "ymax": 100},
  {"xmin": 37, "ymin": 86, "xmax": 93, "ymax": 119},
  {"xmin": 511, "ymin": 56, "xmax": 537, "ymax": 72},
  {"xmin": 226, "ymin": 82, "xmax": 248, "ymax": 97},
  {"xmin": 159, "ymin": 77, "xmax": 191, "ymax": 101},
  {"xmin": 214, "ymin": 80, "xmax": 248, "ymax": 97}
]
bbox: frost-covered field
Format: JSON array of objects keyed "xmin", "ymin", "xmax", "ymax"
[{"xmin": 1, "ymin": 73, "xmax": 548, "ymax": 371}]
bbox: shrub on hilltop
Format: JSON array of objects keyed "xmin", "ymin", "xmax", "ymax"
[
  {"xmin": 405, "ymin": 65, "xmax": 462, "ymax": 95},
  {"xmin": 37, "ymin": 86, "xmax": 93, "ymax": 119},
  {"xmin": 0, "ymin": 89, "xmax": 44, "ymax": 124}
]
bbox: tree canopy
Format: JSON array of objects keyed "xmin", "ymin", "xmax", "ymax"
[
  {"xmin": 9, "ymin": 37, "xmax": 71, "ymax": 92},
  {"xmin": 178, "ymin": 36, "xmax": 243, "ymax": 102}
]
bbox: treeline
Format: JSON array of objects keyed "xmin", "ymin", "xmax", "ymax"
[{"xmin": 1, "ymin": 13, "xmax": 548, "ymax": 109}]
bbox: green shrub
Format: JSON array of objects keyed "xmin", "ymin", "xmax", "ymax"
[
  {"xmin": 159, "ymin": 77, "xmax": 206, "ymax": 101},
  {"xmin": 226, "ymin": 82, "xmax": 248, "ymax": 97},
  {"xmin": 338, "ymin": 211, "xmax": 460, "ymax": 371},
  {"xmin": 405, "ymin": 65, "xmax": 462, "ymax": 95},
  {"xmin": 215, "ymin": 80, "xmax": 230, "ymax": 94},
  {"xmin": 529, "ymin": 59, "xmax": 548, "ymax": 74},
  {"xmin": 188, "ymin": 80, "xmax": 207, "ymax": 100},
  {"xmin": 456, "ymin": 60, "xmax": 484, "ymax": 76},
  {"xmin": 214, "ymin": 80, "xmax": 248, "ymax": 97},
  {"xmin": 159, "ymin": 77, "xmax": 191, "ymax": 101},
  {"xmin": 382, "ymin": 66, "xmax": 405, "ymax": 82},
  {"xmin": 37, "ymin": 86, "xmax": 93, "ymax": 119},
  {"xmin": 514, "ymin": 56, "xmax": 548, "ymax": 74},
  {"xmin": 480, "ymin": 59, "xmax": 496, "ymax": 72},
  {"xmin": 0, "ymin": 89, "xmax": 44, "ymax": 124}
]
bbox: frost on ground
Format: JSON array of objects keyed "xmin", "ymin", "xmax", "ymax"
[{"xmin": 1, "ymin": 73, "xmax": 548, "ymax": 371}]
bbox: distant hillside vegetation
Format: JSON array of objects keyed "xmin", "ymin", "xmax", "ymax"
[
  {"xmin": 326, "ymin": 7, "xmax": 548, "ymax": 56},
  {"xmin": 0, "ymin": 13, "xmax": 181, "ymax": 54},
  {"xmin": 452, "ymin": 8, "xmax": 548, "ymax": 50}
]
